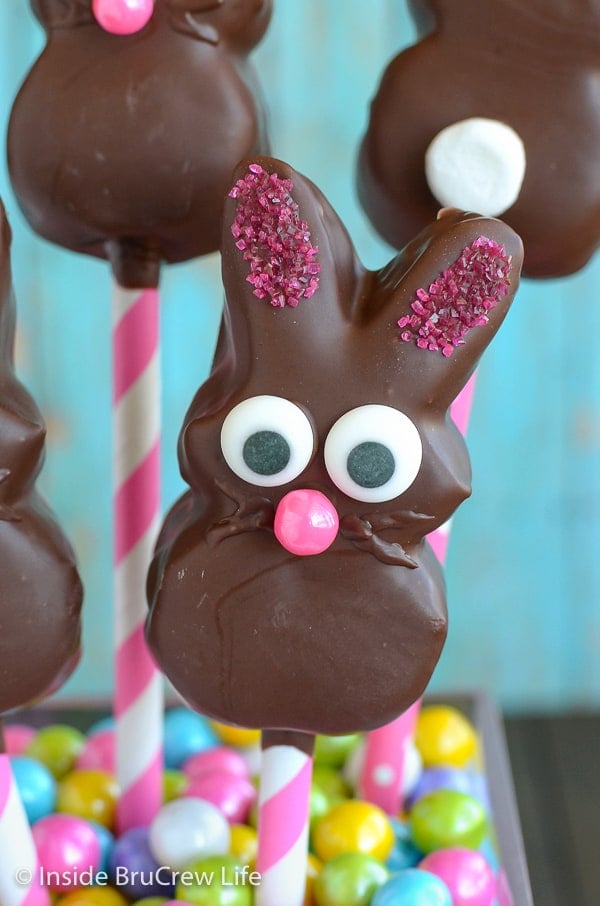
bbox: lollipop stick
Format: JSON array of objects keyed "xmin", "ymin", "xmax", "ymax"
[
  {"xmin": 113, "ymin": 281, "xmax": 163, "ymax": 833},
  {"xmin": 0, "ymin": 723, "xmax": 50, "ymax": 906},
  {"xmin": 360, "ymin": 373, "xmax": 478, "ymax": 814},
  {"xmin": 256, "ymin": 732, "xmax": 314, "ymax": 906}
]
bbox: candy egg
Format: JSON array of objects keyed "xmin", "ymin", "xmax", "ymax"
[
  {"xmin": 183, "ymin": 747, "xmax": 249, "ymax": 782},
  {"xmin": 312, "ymin": 765, "xmax": 351, "ymax": 801},
  {"xmin": 385, "ymin": 818, "xmax": 422, "ymax": 872},
  {"xmin": 10, "ymin": 755, "xmax": 57, "ymax": 823},
  {"xmin": 229, "ymin": 824, "xmax": 258, "ymax": 868},
  {"xmin": 310, "ymin": 783, "xmax": 333, "ymax": 832},
  {"xmin": 409, "ymin": 790, "xmax": 488, "ymax": 854},
  {"xmin": 209, "ymin": 722, "xmax": 261, "ymax": 749},
  {"xmin": 57, "ymin": 769, "xmax": 119, "ymax": 829},
  {"xmin": 313, "ymin": 852, "xmax": 388, "ymax": 906},
  {"xmin": 87, "ymin": 821, "xmax": 115, "ymax": 873},
  {"xmin": 109, "ymin": 827, "xmax": 171, "ymax": 900},
  {"xmin": 416, "ymin": 707, "xmax": 478, "ymax": 768},
  {"xmin": 92, "ymin": 0, "xmax": 154, "ymax": 36},
  {"xmin": 164, "ymin": 709, "xmax": 219, "ymax": 770},
  {"xmin": 371, "ymin": 868, "xmax": 452, "ymax": 906},
  {"xmin": 407, "ymin": 766, "xmax": 478, "ymax": 809},
  {"xmin": 305, "ymin": 853, "xmax": 323, "ymax": 906},
  {"xmin": 4, "ymin": 723, "xmax": 36, "ymax": 755},
  {"xmin": 32, "ymin": 814, "xmax": 101, "ymax": 893},
  {"xmin": 313, "ymin": 801, "xmax": 395, "ymax": 863},
  {"xmin": 26, "ymin": 725, "xmax": 86, "ymax": 779},
  {"xmin": 314, "ymin": 734, "xmax": 361, "ymax": 768},
  {"xmin": 163, "ymin": 769, "xmax": 188, "ymax": 803},
  {"xmin": 149, "ymin": 798, "xmax": 230, "ymax": 870},
  {"xmin": 57, "ymin": 888, "xmax": 128, "ymax": 906},
  {"xmin": 185, "ymin": 771, "xmax": 256, "ymax": 824},
  {"xmin": 420, "ymin": 847, "xmax": 496, "ymax": 906},
  {"xmin": 175, "ymin": 855, "xmax": 253, "ymax": 905},
  {"xmin": 130, "ymin": 900, "xmax": 169, "ymax": 906},
  {"xmin": 76, "ymin": 729, "xmax": 115, "ymax": 774}
]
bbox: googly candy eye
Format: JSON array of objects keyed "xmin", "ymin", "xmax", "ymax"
[
  {"xmin": 220, "ymin": 395, "xmax": 315, "ymax": 487},
  {"xmin": 324, "ymin": 405, "xmax": 422, "ymax": 503}
]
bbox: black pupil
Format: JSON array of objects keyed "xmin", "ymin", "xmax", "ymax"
[
  {"xmin": 243, "ymin": 431, "xmax": 291, "ymax": 476},
  {"xmin": 347, "ymin": 441, "xmax": 395, "ymax": 488}
]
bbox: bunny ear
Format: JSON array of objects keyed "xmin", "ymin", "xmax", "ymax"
[
  {"xmin": 31, "ymin": 0, "xmax": 94, "ymax": 28},
  {"xmin": 371, "ymin": 209, "xmax": 523, "ymax": 412},
  {"xmin": 222, "ymin": 156, "xmax": 364, "ymax": 323}
]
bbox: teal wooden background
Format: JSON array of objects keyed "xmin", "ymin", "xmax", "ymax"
[{"xmin": 1, "ymin": 3, "xmax": 598, "ymax": 712}]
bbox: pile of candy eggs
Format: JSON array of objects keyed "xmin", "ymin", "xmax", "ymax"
[{"xmin": 6, "ymin": 704, "xmax": 505, "ymax": 905}]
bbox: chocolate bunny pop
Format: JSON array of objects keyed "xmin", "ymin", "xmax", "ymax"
[
  {"xmin": 357, "ymin": 0, "xmax": 600, "ymax": 278},
  {"xmin": 7, "ymin": 0, "xmax": 273, "ymax": 832},
  {"xmin": 147, "ymin": 157, "xmax": 523, "ymax": 905},
  {"xmin": 0, "ymin": 200, "xmax": 82, "ymax": 906}
]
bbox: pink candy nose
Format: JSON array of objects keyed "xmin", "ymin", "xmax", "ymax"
[
  {"xmin": 93, "ymin": 0, "xmax": 154, "ymax": 35},
  {"xmin": 274, "ymin": 489, "xmax": 339, "ymax": 556}
]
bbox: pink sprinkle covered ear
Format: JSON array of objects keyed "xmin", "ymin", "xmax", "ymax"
[
  {"xmin": 229, "ymin": 163, "xmax": 321, "ymax": 308},
  {"xmin": 398, "ymin": 236, "xmax": 511, "ymax": 357}
]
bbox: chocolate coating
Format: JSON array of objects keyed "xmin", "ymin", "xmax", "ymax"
[
  {"xmin": 146, "ymin": 157, "xmax": 523, "ymax": 736},
  {"xmin": 8, "ymin": 0, "xmax": 272, "ymax": 287},
  {"xmin": 0, "ymin": 201, "xmax": 83, "ymax": 716},
  {"xmin": 357, "ymin": 0, "xmax": 600, "ymax": 278}
]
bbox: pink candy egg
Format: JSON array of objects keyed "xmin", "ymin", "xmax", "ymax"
[
  {"xmin": 420, "ymin": 847, "xmax": 496, "ymax": 906},
  {"xmin": 185, "ymin": 770, "xmax": 256, "ymax": 825},
  {"xmin": 183, "ymin": 747, "xmax": 249, "ymax": 782},
  {"xmin": 92, "ymin": 0, "xmax": 154, "ymax": 35},
  {"xmin": 274, "ymin": 489, "xmax": 339, "ymax": 555},
  {"xmin": 33, "ymin": 814, "xmax": 101, "ymax": 892},
  {"xmin": 4, "ymin": 724, "xmax": 36, "ymax": 755},
  {"xmin": 76, "ymin": 729, "xmax": 116, "ymax": 774}
]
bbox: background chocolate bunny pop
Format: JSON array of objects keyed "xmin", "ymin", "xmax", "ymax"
[
  {"xmin": 357, "ymin": 0, "xmax": 600, "ymax": 278},
  {"xmin": 0, "ymin": 200, "xmax": 82, "ymax": 906},
  {"xmin": 7, "ymin": 0, "xmax": 273, "ymax": 832},
  {"xmin": 146, "ymin": 156, "xmax": 523, "ymax": 905}
]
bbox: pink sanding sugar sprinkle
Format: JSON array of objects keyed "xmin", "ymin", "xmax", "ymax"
[
  {"xmin": 398, "ymin": 236, "xmax": 512, "ymax": 357},
  {"xmin": 229, "ymin": 163, "xmax": 320, "ymax": 308}
]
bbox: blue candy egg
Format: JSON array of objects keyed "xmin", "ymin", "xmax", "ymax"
[
  {"xmin": 164, "ymin": 708, "xmax": 219, "ymax": 769},
  {"xmin": 88, "ymin": 819, "xmax": 115, "ymax": 873},
  {"xmin": 10, "ymin": 755, "xmax": 56, "ymax": 823},
  {"xmin": 371, "ymin": 868, "xmax": 452, "ymax": 906},
  {"xmin": 386, "ymin": 818, "xmax": 422, "ymax": 872}
]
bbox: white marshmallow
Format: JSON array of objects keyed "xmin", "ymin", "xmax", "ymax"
[{"xmin": 425, "ymin": 117, "xmax": 526, "ymax": 217}]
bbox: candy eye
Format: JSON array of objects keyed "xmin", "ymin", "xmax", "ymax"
[
  {"xmin": 324, "ymin": 405, "xmax": 422, "ymax": 503},
  {"xmin": 221, "ymin": 396, "xmax": 315, "ymax": 487}
]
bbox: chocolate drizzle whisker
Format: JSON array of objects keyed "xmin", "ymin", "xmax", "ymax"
[
  {"xmin": 340, "ymin": 509, "xmax": 435, "ymax": 566},
  {"xmin": 207, "ymin": 478, "xmax": 275, "ymax": 546}
]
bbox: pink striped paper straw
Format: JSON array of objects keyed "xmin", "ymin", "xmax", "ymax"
[
  {"xmin": 0, "ymin": 754, "xmax": 50, "ymax": 906},
  {"xmin": 113, "ymin": 283, "xmax": 163, "ymax": 833},
  {"xmin": 256, "ymin": 740, "xmax": 313, "ymax": 906},
  {"xmin": 360, "ymin": 373, "xmax": 477, "ymax": 814}
]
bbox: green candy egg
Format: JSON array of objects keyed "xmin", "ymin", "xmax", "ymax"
[
  {"xmin": 314, "ymin": 852, "xmax": 388, "ymax": 906},
  {"xmin": 312, "ymin": 765, "xmax": 351, "ymax": 800},
  {"xmin": 175, "ymin": 855, "xmax": 253, "ymax": 905},
  {"xmin": 131, "ymin": 900, "xmax": 169, "ymax": 906},
  {"xmin": 163, "ymin": 769, "xmax": 188, "ymax": 803},
  {"xmin": 315, "ymin": 735, "xmax": 361, "ymax": 768},
  {"xmin": 409, "ymin": 789, "xmax": 488, "ymax": 853},
  {"xmin": 310, "ymin": 783, "xmax": 332, "ymax": 832},
  {"xmin": 26, "ymin": 725, "xmax": 86, "ymax": 779}
]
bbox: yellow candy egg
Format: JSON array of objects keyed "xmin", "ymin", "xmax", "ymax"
[
  {"xmin": 304, "ymin": 853, "xmax": 323, "ymax": 906},
  {"xmin": 209, "ymin": 720, "xmax": 261, "ymax": 748},
  {"xmin": 56, "ymin": 888, "xmax": 128, "ymax": 906},
  {"xmin": 416, "ymin": 705, "xmax": 478, "ymax": 768},
  {"xmin": 57, "ymin": 769, "xmax": 119, "ymax": 829},
  {"xmin": 312, "ymin": 800, "xmax": 394, "ymax": 863},
  {"xmin": 229, "ymin": 823, "xmax": 258, "ymax": 868}
]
